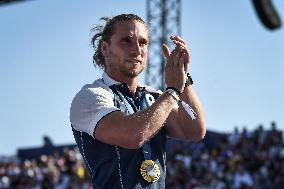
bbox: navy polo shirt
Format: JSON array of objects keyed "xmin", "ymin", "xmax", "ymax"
[{"xmin": 70, "ymin": 72, "xmax": 167, "ymax": 189}]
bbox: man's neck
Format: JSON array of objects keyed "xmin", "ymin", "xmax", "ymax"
[
  {"xmin": 125, "ymin": 79, "xmax": 139, "ymax": 96},
  {"xmin": 106, "ymin": 71, "xmax": 139, "ymax": 96}
]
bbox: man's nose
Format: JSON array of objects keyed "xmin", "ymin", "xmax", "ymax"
[{"xmin": 131, "ymin": 41, "xmax": 142, "ymax": 55}]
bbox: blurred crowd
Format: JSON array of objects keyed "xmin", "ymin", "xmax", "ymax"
[
  {"xmin": 0, "ymin": 122, "xmax": 283, "ymax": 189},
  {"xmin": 0, "ymin": 148, "xmax": 92, "ymax": 189},
  {"xmin": 166, "ymin": 122, "xmax": 284, "ymax": 189}
]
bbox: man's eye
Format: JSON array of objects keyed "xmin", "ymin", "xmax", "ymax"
[
  {"xmin": 139, "ymin": 40, "xmax": 148, "ymax": 46},
  {"xmin": 122, "ymin": 38, "xmax": 131, "ymax": 43}
]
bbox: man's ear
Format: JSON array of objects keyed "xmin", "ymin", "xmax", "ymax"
[{"xmin": 101, "ymin": 41, "xmax": 109, "ymax": 56}]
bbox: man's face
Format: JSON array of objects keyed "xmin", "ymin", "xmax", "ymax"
[{"xmin": 103, "ymin": 20, "xmax": 149, "ymax": 79}]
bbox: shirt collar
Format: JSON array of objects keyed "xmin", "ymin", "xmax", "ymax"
[
  {"xmin": 102, "ymin": 72, "xmax": 144, "ymax": 88},
  {"xmin": 102, "ymin": 72, "xmax": 121, "ymax": 87}
]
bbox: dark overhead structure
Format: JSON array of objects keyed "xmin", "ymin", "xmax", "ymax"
[
  {"xmin": 0, "ymin": 0, "xmax": 31, "ymax": 6},
  {"xmin": 252, "ymin": 0, "xmax": 282, "ymax": 30},
  {"xmin": 146, "ymin": 0, "xmax": 181, "ymax": 91}
]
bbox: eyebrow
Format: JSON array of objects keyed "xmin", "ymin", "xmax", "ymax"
[{"xmin": 120, "ymin": 35, "xmax": 148, "ymax": 42}]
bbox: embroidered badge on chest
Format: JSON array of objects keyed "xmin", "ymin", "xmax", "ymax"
[{"xmin": 144, "ymin": 93, "xmax": 155, "ymax": 106}]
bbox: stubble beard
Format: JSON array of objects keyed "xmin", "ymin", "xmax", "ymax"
[
  {"xmin": 107, "ymin": 49, "xmax": 146, "ymax": 79},
  {"xmin": 120, "ymin": 63, "xmax": 145, "ymax": 78}
]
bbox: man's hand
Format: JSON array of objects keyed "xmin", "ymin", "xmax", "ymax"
[{"xmin": 162, "ymin": 35, "xmax": 190, "ymax": 93}]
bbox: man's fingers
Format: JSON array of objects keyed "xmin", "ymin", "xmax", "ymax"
[
  {"xmin": 165, "ymin": 47, "xmax": 177, "ymax": 69},
  {"xmin": 171, "ymin": 39, "xmax": 190, "ymax": 63},
  {"xmin": 170, "ymin": 35, "xmax": 186, "ymax": 45},
  {"xmin": 174, "ymin": 49, "xmax": 181, "ymax": 67},
  {"xmin": 171, "ymin": 40, "xmax": 185, "ymax": 48},
  {"xmin": 162, "ymin": 44, "xmax": 170, "ymax": 59},
  {"xmin": 178, "ymin": 54, "xmax": 183, "ymax": 67},
  {"xmin": 182, "ymin": 48, "xmax": 190, "ymax": 64},
  {"xmin": 182, "ymin": 53, "xmax": 189, "ymax": 73}
]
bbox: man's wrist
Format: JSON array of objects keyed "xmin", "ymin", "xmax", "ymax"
[
  {"xmin": 164, "ymin": 88, "xmax": 180, "ymax": 102},
  {"xmin": 165, "ymin": 87, "xmax": 181, "ymax": 96}
]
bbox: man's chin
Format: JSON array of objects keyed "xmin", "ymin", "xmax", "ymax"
[
  {"xmin": 123, "ymin": 71, "xmax": 139, "ymax": 78},
  {"xmin": 121, "ymin": 68, "xmax": 143, "ymax": 78}
]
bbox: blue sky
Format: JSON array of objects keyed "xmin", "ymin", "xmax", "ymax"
[{"xmin": 0, "ymin": 0, "xmax": 283, "ymax": 155}]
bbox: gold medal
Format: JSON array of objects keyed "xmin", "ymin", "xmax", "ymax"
[{"xmin": 140, "ymin": 160, "xmax": 160, "ymax": 182}]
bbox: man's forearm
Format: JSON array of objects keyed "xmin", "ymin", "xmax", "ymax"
[
  {"xmin": 177, "ymin": 86, "xmax": 206, "ymax": 141},
  {"xmin": 95, "ymin": 92, "xmax": 179, "ymax": 149},
  {"xmin": 125, "ymin": 92, "xmax": 177, "ymax": 146}
]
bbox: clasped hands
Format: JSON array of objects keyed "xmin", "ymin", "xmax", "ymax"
[{"xmin": 162, "ymin": 35, "xmax": 190, "ymax": 94}]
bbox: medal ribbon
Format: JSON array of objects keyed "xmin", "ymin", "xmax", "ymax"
[
  {"xmin": 136, "ymin": 90, "xmax": 153, "ymax": 161},
  {"xmin": 111, "ymin": 85, "xmax": 161, "ymax": 183}
]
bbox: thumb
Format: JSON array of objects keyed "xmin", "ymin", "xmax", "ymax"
[{"xmin": 162, "ymin": 44, "xmax": 170, "ymax": 59}]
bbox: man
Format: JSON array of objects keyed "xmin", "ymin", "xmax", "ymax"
[{"xmin": 70, "ymin": 13, "xmax": 206, "ymax": 189}]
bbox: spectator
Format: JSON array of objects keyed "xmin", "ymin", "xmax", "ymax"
[
  {"xmin": 0, "ymin": 123, "xmax": 283, "ymax": 189},
  {"xmin": 233, "ymin": 164, "xmax": 254, "ymax": 189}
]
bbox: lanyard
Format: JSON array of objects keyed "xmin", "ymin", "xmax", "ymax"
[
  {"xmin": 136, "ymin": 90, "xmax": 154, "ymax": 161},
  {"xmin": 113, "ymin": 86, "xmax": 154, "ymax": 160},
  {"xmin": 111, "ymin": 84, "xmax": 161, "ymax": 183}
]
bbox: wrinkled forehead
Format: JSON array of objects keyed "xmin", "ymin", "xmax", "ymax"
[{"xmin": 112, "ymin": 20, "xmax": 149, "ymax": 39}]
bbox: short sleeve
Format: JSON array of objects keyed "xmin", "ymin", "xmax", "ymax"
[{"xmin": 70, "ymin": 85, "xmax": 120, "ymax": 138}]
